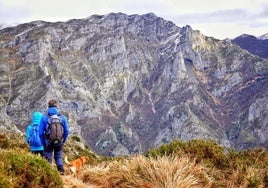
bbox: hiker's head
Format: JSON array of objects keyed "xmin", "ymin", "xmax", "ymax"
[
  {"xmin": 32, "ymin": 111, "xmax": 42, "ymax": 123},
  {"xmin": 48, "ymin": 99, "xmax": 57, "ymax": 107}
]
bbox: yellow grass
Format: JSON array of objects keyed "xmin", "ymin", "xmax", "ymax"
[{"xmin": 82, "ymin": 155, "xmax": 212, "ymax": 188}]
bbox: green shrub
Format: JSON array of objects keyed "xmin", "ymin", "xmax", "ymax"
[
  {"xmin": 247, "ymin": 175, "xmax": 261, "ymax": 188},
  {"xmin": 145, "ymin": 139, "xmax": 229, "ymax": 168},
  {"xmin": 0, "ymin": 149, "xmax": 63, "ymax": 188},
  {"xmin": 0, "ymin": 133, "xmax": 28, "ymax": 150},
  {"xmin": 144, "ymin": 139, "xmax": 186, "ymax": 158},
  {"xmin": 71, "ymin": 135, "xmax": 81, "ymax": 142}
]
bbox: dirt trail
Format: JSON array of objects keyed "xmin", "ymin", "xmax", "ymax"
[{"xmin": 62, "ymin": 174, "xmax": 96, "ymax": 188}]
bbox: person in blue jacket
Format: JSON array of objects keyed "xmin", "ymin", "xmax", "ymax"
[
  {"xmin": 25, "ymin": 111, "xmax": 44, "ymax": 156},
  {"xmin": 39, "ymin": 99, "xmax": 69, "ymax": 175}
]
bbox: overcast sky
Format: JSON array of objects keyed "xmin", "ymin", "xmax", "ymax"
[{"xmin": 0, "ymin": 0, "xmax": 268, "ymax": 39}]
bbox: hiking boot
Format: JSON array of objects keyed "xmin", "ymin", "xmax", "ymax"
[{"xmin": 57, "ymin": 165, "xmax": 64, "ymax": 175}]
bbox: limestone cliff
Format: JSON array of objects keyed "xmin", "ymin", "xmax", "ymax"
[{"xmin": 0, "ymin": 13, "xmax": 267, "ymax": 156}]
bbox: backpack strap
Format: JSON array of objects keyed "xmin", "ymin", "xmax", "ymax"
[{"xmin": 30, "ymin": 124, "xmax": 38, "ymax": 136}]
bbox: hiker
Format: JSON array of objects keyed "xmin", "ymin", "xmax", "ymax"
[
  {"xmin": 25, "ymin": 111, "xmax": 44, "ymax": 156},
  {"xmin": 39, "ymin": 99, "xmax": 69, "ymax": 175}
]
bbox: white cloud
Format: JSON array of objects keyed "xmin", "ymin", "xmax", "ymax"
[{"xmin": 0, "ymin": 1, "xmax": 29, "ymax": 25}]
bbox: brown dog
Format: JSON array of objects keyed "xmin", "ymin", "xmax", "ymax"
[{"xmin": 64, "ymin": 156, "xmax": 89, "ymax": 176}]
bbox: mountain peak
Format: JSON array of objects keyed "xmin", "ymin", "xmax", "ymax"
[
  {"xmin": 233, "ymin": 34, "xmax": 257, "ymax": 40},
  {"xmin": 258, "ymin": 33, "xmax": 268, "ymax": 40},
  {"xmin": 232, "ymin": 33, "xmax": 268, "ymax": 59}
]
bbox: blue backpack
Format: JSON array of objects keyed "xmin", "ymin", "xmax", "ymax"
[{"xmin": 29, "ymin": 124, "xmax": 42, "ymax": 147}]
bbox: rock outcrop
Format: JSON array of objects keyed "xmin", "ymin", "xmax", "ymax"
[{"xmin": 0, "ymin": 13, "xmax": 267, "ymax": 156}]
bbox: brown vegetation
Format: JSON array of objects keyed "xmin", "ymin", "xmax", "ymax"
[
  {"xmin": 0, "ymin": 132, "xmax": 267, "ymax": 188},
  {"xmin": 82, "ymin": 155, "xmax": 211, "ymax": 188}
]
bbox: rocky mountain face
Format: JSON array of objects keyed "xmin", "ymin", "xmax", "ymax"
[
  {"xmin": 0, "ymin": 13, "xmax": 267, "ymax": 156},
  {"xmin": 232, "ymin": 34, "xmax": 268, "ymax": 59}
]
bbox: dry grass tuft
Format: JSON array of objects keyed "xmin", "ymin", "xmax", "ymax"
[{"xmin": 82, "ymin": 155, "xmax": 212, "ymax": 188}]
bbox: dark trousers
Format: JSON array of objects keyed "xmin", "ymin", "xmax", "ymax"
[{"xmin": 44, "ymin": 144, "xmax": 64, "ymax": 172}]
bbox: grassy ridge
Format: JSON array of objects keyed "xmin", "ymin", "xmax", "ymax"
[
  {"xmin": 0, "ymin": 132, "xmax": 267, "ymax": 187},
  {"xmin": 0, "ymin": 132, "xmax": 100, "ymax": 187},
  {"xmin": 81, "ymin": 139, "xmax": 268, "ymax": 187}
]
